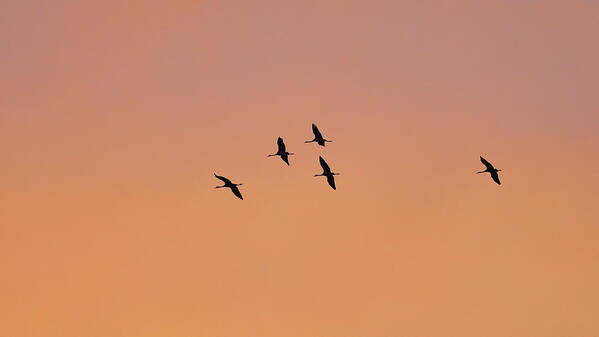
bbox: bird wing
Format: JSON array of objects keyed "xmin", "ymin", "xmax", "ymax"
[
  {"xmin": 230, "ymin": 185, "xmax": 243, "ymax": 199},
  {"xmin": 490, "ymin": 171, "xmax": 501, "ymax": 185},
  {"xmin": 277, "ymin": 137, "xmax": 286, "ymax": 153},
  {"xmin": 319, "ymin": 156, "xmax": 331, "ymax": 173},
  {"xmin": 214, "ymin": 173, "xmax": 232, "ymax": 185},
  {"xmin": 281, "ymin": 153, "xmax": 290, "ymax": 165},
  {"xmin": 480, "ymin": 156, "xmax": 495, "ymax": 170},
  {"xmin": 326, "ymin": 174, "xmax": 336, "ymax": 190},
  {"xmin": 312, "ymin": 123, "xmax": 323, "ymax": 139}
]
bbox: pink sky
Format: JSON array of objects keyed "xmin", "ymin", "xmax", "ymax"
[{"xmin": 2, "ymin": 1, "xmax": 599, "ymax": 336}]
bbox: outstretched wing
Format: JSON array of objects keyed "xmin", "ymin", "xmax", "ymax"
[
  {"xmin": 326, "ymin": 175, "xmax": 336, "ymax": 190},
  {"xmin": 281, "ymin": 153, "xmax": 290, "ymax": 165},
  {"xmin": 319, "ymin": 156, "xmax": 331, "ymax": 173},
  {"xmin": 490, "ymin": 171, "xmax": 501, "ymax": 185},
  {"xmin": 480, "ymin": 156, "xmax": 495, "ymax": 170},
  {"xmin": 214, "ymin": 173, "xmax": 232, "ymax": 185},
  {"xmin": 277, "ymin": 137, "xmax": 286, "ymax": 153},
  {"xmin": 312, "ymin": 123, "xmax": 323, "ymax": 139},
  {"xmin": 230, "ymin": 185, "xmax": 243, "ymax": 199}
]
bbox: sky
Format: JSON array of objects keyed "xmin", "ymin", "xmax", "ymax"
[{"xmin": 1, "ymin": 1, "xmax": 599, "ymax": 336}]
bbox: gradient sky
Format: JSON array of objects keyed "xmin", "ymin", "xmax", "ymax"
[{"xmin": 2, "ymin": 1, "xmax": 599, "ymax": 336}]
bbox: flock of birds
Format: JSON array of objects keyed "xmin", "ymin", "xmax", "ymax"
[{"xmin": 215, "ymin": 123, "xmax": 501, "ymax": 200}]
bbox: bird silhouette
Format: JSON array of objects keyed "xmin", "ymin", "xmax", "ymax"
[
  {"xmin": 314, "ymin": 156, "xmax": 339, "ymax": 190},
  {"xmin": 214, "ymin": 173, "xmax": 244, "ymax": 199},
  {"xmin": 477, "ymin": 156, "xmax": 502, "ymax": 185},
  {"xmin": 305, "ymin": 123, "xmax": 332, "ymax": 147},
  {"xmin": 267, "ymin": 137, "xmax": 294, "ymax": 165}
]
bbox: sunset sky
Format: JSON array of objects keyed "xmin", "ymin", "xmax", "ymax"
[{"xmin": 2, "ymin": 1, "xmax": 599, "ymax": 336}]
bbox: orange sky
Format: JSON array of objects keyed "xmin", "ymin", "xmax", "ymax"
[{"xmin": 2, "ymin": 1, "xmax": 599, "ymax": 336}]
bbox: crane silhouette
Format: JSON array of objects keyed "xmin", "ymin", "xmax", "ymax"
[
  {"xmin": 267, "ymin": 137, "xmax": 294, "ymax": 165},
  {"xmin": 305, "ymin": 123, "xmax": 332, "ymax": 147},
  {"xmin": 214, "ymin": 173, "xmax": 244, "ymax": 199},
  {"xmin": 314, "ymin": 156, "xmax": 339, "ymax": 190},
  {"xmin": 477, "ymin": 156, "xmax": 502, "ymax": 185}
]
